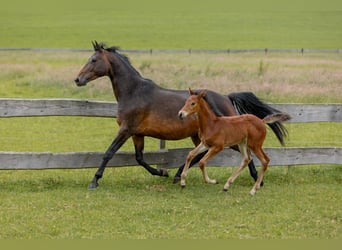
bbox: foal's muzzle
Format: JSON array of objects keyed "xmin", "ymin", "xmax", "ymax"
[{"xmin": 178, "ymin": 111, "xmax": 186, "ymax": 120}]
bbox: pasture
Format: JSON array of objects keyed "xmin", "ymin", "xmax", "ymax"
[
  {"xmin": 1, "ymin": 0, "xmax": 342, "ymax": 49},
  {"xmin": 0, "ymin": 0, "xmax": 341, "ymax": 240},
  {"xmin": 0, "ymin": 51, "xmax": 341, "ymax": 239}
]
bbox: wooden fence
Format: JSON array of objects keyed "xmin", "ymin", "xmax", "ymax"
[
  {"xmin": 1, "ymin": 48, "xmax": 341, "ymax": 54},
  {"xmin": 0, "ymin": 98, "xmax": 341, "ymax": 170}
]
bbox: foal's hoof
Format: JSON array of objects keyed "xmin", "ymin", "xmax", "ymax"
[
  {"xmin": 173, "ymin": 176, "xmax": 181, "ymax": 184},
  {"xmin": 88, "ymin": 182, "xmax": 99, "ymax": 190},
  {"xmin": 159, "ymin": 168, "xmax": 169, "ymax": 177}
]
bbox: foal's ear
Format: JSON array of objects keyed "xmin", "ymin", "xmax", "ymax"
[
  {"xmin": 199, "ymin": 90, "xmax": 207, "ymax": 98},
  {"xmin": 188, "ymin": 88, "xmax": 195, "ymax": 95}
]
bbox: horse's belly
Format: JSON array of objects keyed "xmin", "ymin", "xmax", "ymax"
[{"xmin": 136, "ymin": 117, "xmax": 198, "ymax": 140}]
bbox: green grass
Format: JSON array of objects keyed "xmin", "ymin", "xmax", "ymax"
[
  {"xmin": 0, "ymin": 51, "xmax": 341, "ymax": 239},
  {"xmin": 1, "ymin": 0, "xmax": 342, "ymax": 49},
  {"xmin": 0, "ymin": 0, "xmax": 341, "ymax": 239},
  {"xmin": 0, "ymin": 165, "xmax": 341, "ymax": 239}
]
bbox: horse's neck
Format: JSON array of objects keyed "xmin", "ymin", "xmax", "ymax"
[
  {"xmin": 197, "ymin": 99, "xmax": 218, "ymax": 133},
  {"xmin": 108, "ymin": 53, "xmax": 143, "ymax": 101}
]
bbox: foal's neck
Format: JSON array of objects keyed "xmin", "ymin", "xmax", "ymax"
[{"xmin": 197, "ymin": 98, "xmax": 218, "ymax": 132}]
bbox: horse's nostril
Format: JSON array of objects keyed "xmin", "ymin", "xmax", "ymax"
[{"xmin": 74, "ymin": 78, "xmax": 79, "ymax": 83}]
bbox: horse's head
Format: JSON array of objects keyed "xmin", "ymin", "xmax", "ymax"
[
  {"xmin": 74, "ymin": 41, "xmax": 113, "ymax": 86},
  {"xmin": 178, "ymin": 88, "xmax": 206, "ymax": 120}
]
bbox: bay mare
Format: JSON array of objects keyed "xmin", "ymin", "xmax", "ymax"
[{"xmin": 74, "ymin": 41, "xmax": 288, "ymax": 189}]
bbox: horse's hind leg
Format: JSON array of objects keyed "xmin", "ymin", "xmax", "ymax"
[
  {"xmin": 230, "ymin": 145, "xmax": 262, "ymax": 186},
  {"xmin": 250, "ymin": 148, "xmax": 269, "ymax": 195},
  {"xmin": 223, "ymin": 143, "xmax": 251, "ymax": 192},
  {"xmin": 132, "ymin": 135, "xmax": 169, "ymax": 177}
]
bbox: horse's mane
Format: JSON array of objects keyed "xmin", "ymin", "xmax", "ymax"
[{"xmin": 92, "ymin": 41, "xmax": 141, "ymax": 76}]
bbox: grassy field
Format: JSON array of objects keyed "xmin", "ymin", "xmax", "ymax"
[
  {"xmin": 0, "ymin": 51, "xmax": 341, "ymax": 239},
  {"xmin": 0, "ymin": 0, "xmax": 341, "ymax": 240},
  {"xmin": 1, "ymin": 0, "xmax": 342, "ymax": 49}
]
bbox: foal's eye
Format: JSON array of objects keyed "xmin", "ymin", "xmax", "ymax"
[
  {"xmin": 90, "ymin": 57, "xmax": 97, "ymax": 63},
  {"xmin": 191, "ymin": 102, "xmax": 195, "ymax": 106}
]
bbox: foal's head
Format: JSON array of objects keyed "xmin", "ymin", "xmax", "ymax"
[
  {"xmin": 178, "ymin": 89, "xmax": 206, "ymax": 120},
  {"xmin": 74, "ymin": 41, "xmax": 114, "ymax": 86}
]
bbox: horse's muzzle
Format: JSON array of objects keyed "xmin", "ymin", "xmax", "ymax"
[
  {"xmin": 74, "ymin": 77, "xmax": 87, "ymax": 86},
  {"xmin": 178, "ymin": 111, "xmax": 185, "ymax": 120}
]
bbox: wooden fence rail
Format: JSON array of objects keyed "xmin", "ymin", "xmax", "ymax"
[{"xmin": 0, "ymin": 98, "xmax": 341, "ymax": 170}]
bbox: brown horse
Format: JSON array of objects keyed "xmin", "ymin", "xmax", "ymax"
[
  {"xmin": 74, "ymin": 41, "xmax": 289, "ymax": 189},
  {"xmin": 178, "ymin": 89, "xmax": 291, "ymax": 195}
]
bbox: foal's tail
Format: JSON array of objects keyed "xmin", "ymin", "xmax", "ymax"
[
  {"xmin": 228, "ymin": 92, "xmax": 290, "ymax": 146},
  {"xmin": 263, "ymin": 113, "xmax": 291, "ymax": 124}
]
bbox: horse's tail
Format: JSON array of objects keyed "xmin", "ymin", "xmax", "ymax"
[
  {"xmin": 262, "ymin": 113, "xmax": 291, "ymax": 124},
  {"xmin": 228, "ymin": 92, "xmax": 290, "ymax": 146}
]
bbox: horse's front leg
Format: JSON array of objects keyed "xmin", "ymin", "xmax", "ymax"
[
  {"xmin": 173, "ymin": 135, "xmax": 207, "ymax": 183},
  {"xmin": 198, "ymin": 146, "xmax": 222, "ymax": 185},
  {"xmin": 89, "ymin": 127, "xmax": 131, "ymax": 189},
  {"xmin": 132, "ymin": 135, "xmax": 169, "ymax": 177},
  {"xmin": 181, "ymin": 143, "xmax": 208, "ymax": 188}
]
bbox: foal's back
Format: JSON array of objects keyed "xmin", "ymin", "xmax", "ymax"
[{"xmin": 219, "ymin": 114, "xmax": 267, "ymax": 147}]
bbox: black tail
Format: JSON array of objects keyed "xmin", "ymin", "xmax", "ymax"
[{"xmin": 228, "ymin": 92, "xmax": 289, "ymax": 146}]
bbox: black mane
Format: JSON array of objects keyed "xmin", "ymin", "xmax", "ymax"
[{"xmin": 92, "ymin": 41, "xmax": 141, "ymax": 76}]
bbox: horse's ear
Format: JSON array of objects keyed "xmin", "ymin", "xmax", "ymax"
[
  {"xmin": 188, "ymin": 88, "xmax": 195, "ymax": 95},
  {"xmin": 92, "ymin": 41, "xmax": 98, "ymax": 51},
  {"xmin": 199, "ymin": 90, "xmax": 207, "ymax": 98},
  {"xmin": 92, "ymin": 41, "xmax": 103, "ymax": 52},
  {"xmin": 189, "ymin": 87, "xmax": 195, "ymax": 95}
]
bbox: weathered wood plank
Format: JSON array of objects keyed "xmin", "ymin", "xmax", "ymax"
[
  {"xmin": 0, "ymin": 150, "xmax": 168, "ymax": 170},
  {"xmin": 272, "ymin": 104, "xmax": 342, "ymax": 122},
  {"xmin": 1, "ymin": 99, "xmax": 341, "ymax": 122},
  {"xmin": 164, "ymin": 147, "xmax": 342, "ymax": 168},
  {"xmin": 0, "ymin": 147, "xmax": 340, "ymax": 170},
  {"xmin": 0, "ymin": 99, "xmax": 118, "ymax": 117}
]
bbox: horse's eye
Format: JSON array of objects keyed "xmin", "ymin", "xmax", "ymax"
[
  {"xmin": 191, "ymin": 102, "xmax": 195, "ymax": 106},
  {"xmin": 90, "ymin": 57, "xmax": 97, "ymax": 63}
]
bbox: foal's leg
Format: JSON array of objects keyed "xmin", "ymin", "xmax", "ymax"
[
  {"xmin": 230, "ymin": 145, "xmax": 261, "ymax": 185},
  {"xmin": 181, "ymin": 143, "xmax": 208, "ymax": 188},
  {"xmin": 173, "ymin": 135, "xmax": 205, "ymax": 183},
  {"xmin": 198, "ymin": 146, "xmax": 222, "ymax": 185},
  {"xmin": 250, "ymin": 148, "xmax": 270, "ymax": 195},
  {"xmin": 132, "ymin": 135, "xmax": 169, "ymax": 177},
  {"xmin": 223, "ymin": 143, "xmax": 251, "ymax": 192}
]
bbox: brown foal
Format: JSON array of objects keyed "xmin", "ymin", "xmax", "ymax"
[{"xmin": 178, "ymin": 89, "xmax": 290, "ymax": 195}]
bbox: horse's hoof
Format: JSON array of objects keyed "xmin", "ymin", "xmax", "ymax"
[
  {"xmin": 181, "ymin": 185, "xmax": 186, "ymax": 189},
  {"xmin": 173, "ymin": 176, "xmax": 181, "ymax": 184},
  {"xmin": 249, "ymin": 189, "xmax": 256, "ymax": 196},
  {"xmin": 222, "ymin": 188, "xmax": 228, "ymax": 192},
  {"xmin": 88, "ymin": 182, "xmax": 98, "ymax": 190},
  {"xmin": 260, "ymin": 180, "xmax": 264, "ymax": 187},
  {"xmin": 159, "ymin": 168, "xmax": 169, "ymax": 177}
]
